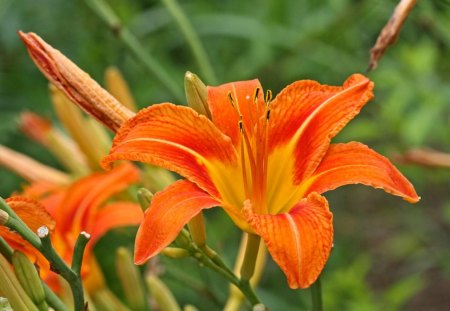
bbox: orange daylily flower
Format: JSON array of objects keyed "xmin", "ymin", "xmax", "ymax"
[
  {"xmin": 0, "ymin": 197, "xmax": 55, "ymax": 272},
  {"xmin": 2, "ymin": 162, "xmax": 143, "ymax": 293},
  {"xmin": 24, "ymin": 163, "xmax": 143, "ymax": 292},
  {"xmin": 101, "ymin": 74, "xmax": 419, "ymax": 289}
]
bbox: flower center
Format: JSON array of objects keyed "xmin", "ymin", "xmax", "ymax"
[{"xmin": 228, "ymin": 88, "xmax": 272, "ymax": 214}]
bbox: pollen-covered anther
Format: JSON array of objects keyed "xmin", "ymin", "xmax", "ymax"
[
  {"xmin": 254, "ymin": 87, "xmax": 261, "ymax": 104},
  {"xmin": 265, "ymin": 89, "xmax": 273, "ymax": 105}
]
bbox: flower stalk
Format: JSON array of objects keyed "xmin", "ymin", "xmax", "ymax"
[
  {"xmin": 0, "ymin": 197, "xmax": 86, "ymax": 311},
  {"xmin": 311, "ymin": 276, "xmax": 323, "ymax": 311}
]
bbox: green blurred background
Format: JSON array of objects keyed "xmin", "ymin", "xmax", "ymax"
[{"xmin": 1, "ymin": 0, "xmax": 450, "ymax": 310}]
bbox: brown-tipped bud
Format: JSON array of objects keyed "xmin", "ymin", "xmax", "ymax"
[
  {"xmin": 0, "ymin": 210, "xmax": 9, "ymax": 226},
  {"xmin": 105, "ymin": 66, "xmax": 138, "ymax": 112},
  {"xmin": 0, "ymin": 144, "xmax": 70, "ymax": 185},
  {"xmin": 19, "ymin": 31, "xmax": 135, "ymax": 132},
  {"xmin": 184, "ymin": 71, "xmax": 211, "ymax": 118}
]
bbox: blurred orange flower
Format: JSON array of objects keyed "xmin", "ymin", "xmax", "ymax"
[
  {"xmin": 102, "ymin": 75, "xmax": 420, "ymax": 289},
  {"xmin": 23, "ymin": 163, "xmax": 143, "ymax": 292}
]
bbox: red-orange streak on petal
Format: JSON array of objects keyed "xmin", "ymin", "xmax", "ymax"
[
  {"xmin": 102, "ymin": 104, "xmax": 238, "ymax": 198},
  {"xmin": 304, "ymin": 142, "xmax": 420, "ymax": 203},
  {"xmin": 134, "ymin": 180, "xmax": 219, "ymax": 264},
  {"xmin": 1, "ymin": 197, "xmax": 55, "ymax": 272},
  {"xmin": 90, "ymin": 202, "xmax": 143, "ymax": 245},
  {"xmin": 269, "ymin": 74, "xmax": 374, "ymax": 183},
  {"xmin": 244, "ymin": 193, "xmax": 333, "ymax": 289},
  {"xmin": 207, "ymin": 80, "xmax": 265, "ymax": 147}
]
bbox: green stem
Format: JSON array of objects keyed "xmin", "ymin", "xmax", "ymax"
[
  {"xmin": 84, "ymin": 0, "xmax": 184, "ymax": 101},
  {"xmin": 71, "ymin": 232, "xmax": 91, "ymax": 275},
  {"xmin": 240, "ymin": 234, "xmax": 261, "ymax": 281},
  {"xmin": 43, "ymin": 284, "xmax": 68, "ymax": 311},
  {"xmin": 189, "ymin": 241, "xmax": 261, "ymax": 307},
  {"xmin": 311, "ymin": 276, "xmax": 323, "ymax": 311},
  {"xmin": 0, "ymin": 236, "xmax": 13, "ymax": 261},
  {"xmin": 39, "ymin": 230, "xmax": 85, "ymax": 311},
  {"xmin": 161, "ymin": 0, "xmax": 217, "ymax": 84}
]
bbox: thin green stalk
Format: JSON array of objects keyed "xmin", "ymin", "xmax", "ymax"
[
  {"xmin": 187, "ymin": 238, "xmax": 261, "ymax": 307},
  {"xmin": 311, "ymin": 276, "xmax": 323, "ymax": 311},
  {"xmin": 240, "ymin": 234, "xmax": 261, "ymax": 281},
  {"xmin": 0, "ymin": 197, "xmax": 85, "ymax": 311},
  {"xmin": 71, "ymin": 232, "xmax": 91, "ymax": 275},
  {"xmin": 43, "ymin": 283, "xmax": 68, "ymax": 311},
  {"xmin": 38, "ymin": 231, "xmax": 85, "ymax": 311},
  {"xmin": 84, "ymin": 0, "xmax": 184, "ymax": 101},
  {"xmin": 161, "ymin": 0, "xmax": 217, "ymax": 84},
  {"xmin": 0, "ymin": 236, "xmax": 13, "ymax": 261}
]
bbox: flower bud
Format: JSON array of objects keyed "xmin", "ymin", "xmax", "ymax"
[
  {"xmin": 105, "ymin": 66, "xmax": 137, "ymax": 112},
  {"xmin": 115, "ymin": 247, "xmax": 146, "ymax": 310},
  {"xmin": 174, "ymin": 229, "xmax": 191, "ymax": 249},
  {"xmin": 0, "ymin": 210, "xmax": 9, "ymax": 226},
  {"xmin": 11, "ymin": 251, "xmax": 48, "ymax": 311},
  {"xmin": 137, "ymin": 188, "xmax": 154, "ymax": 212},
  {"xmin": 146, "ymin": 275, "xmax": 181, "ymax": 311},
  {"xmin": 0, "ymin": 253, "xmax": 38, "ymax": 311},
  {"xmin": 161, "ymin": 247, "xmax": 190, "ymax": 259},
  {"xmin": 184, "ymin": 72, "xmax": 210, "ymax": 118}
]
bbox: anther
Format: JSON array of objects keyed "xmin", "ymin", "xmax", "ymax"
[
  {"xmin": 238, "ymin": 115, "xmax": 244, "ymax": 132},
  {"xmin": 266, "ymin": 109, "xmax": 271, "ymax": 121},
  {"xmin": 254, "ymin": 87, "xmax": 260, "ymax": 104},
  {"xmin": 227, "ymin": 92, "xmax": 235, "ymax": 107},
  {"xmin": 265, "ymin": 90, "xmax": 272, "ymax": 105}
]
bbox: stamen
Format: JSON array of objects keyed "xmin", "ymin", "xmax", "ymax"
[
  {"xmin": 266, "ymin": 109, "xmax": 271, "ymax": 121},
  {"xmin": 254, "ymin": 88, "xmax": 260, "ymax": 104},
  {"xmin": 265, "ymin": 90, "xmax": 272, "ymax": 105},
  {"xmin": 227, "ymin": 91, "xmax": 236, "ymax": 108},
  {"xmin": 240, "ymin": 137, "xmax": 250, "ymax": 199}
]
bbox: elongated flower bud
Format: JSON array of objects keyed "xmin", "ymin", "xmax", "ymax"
[
  {"xmin": 105, "ymin": 66, "xmax": 137, "ymax": 112},
  {"xmin": 19, "ymin": 31, "xmax": 135, "ymax": 132},
  {"xmin": 137, "ymin": 188, "xmax": 154, "ymax": 212},
  {"xmin": 146, "ymin": 275, "xmax": 181, "ymax": 311},
  {"xmin": 11, "ymin": 251, "xmax": 48, "ymax": 311},
  {"xmin": 116, "ymin": 247, "xmax": 146, "ymax": 311},
  {"xmin": 0, "ymin": 253, "xmax": 38, "ymax": 311},
  {"xmin": 0, "ymin": 210, "xmax": 8, "ymax": 226},
  {"xmin": 161, "ymin": 247, "xmax": 189, "ymax": 259},
  {"xmin": 0, "ymin": 144, "xmax": 70, "ymax": 184},
  {"xmin": 184, "ymin": 71, "xmax": 210, "ymax": 118}
]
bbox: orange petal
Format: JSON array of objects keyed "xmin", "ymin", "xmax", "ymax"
[
  {"xmin": 90, "ymin": 202, "xmax": 143, "ymax": 244},
  {"xmin": 1, "ymin": 197, "xmax": 55, "ymax": 272},
  {"xmin": 303, "ymin": 142, "xmax": 420, "ymax": 203},
  {"xmin": 5, "ymin": 197, "xmax": 55, "ymax": 232},
  {"xmin": 57, "ymin": 163, "xmax": 140, "ymax": 236},
  {"xmin": 268, "ymin": 74, "xmax": 374, "ymax": 183},
  {"xmin": 244, "ymin": 193, "xmax": 333, "ymax": 289},
  {"xmin": 207, "ymin": 79, "xmax": 265, "ymax": 146},
  {"xmin": 102, "ymin": 103, "xmax": 238, "ymax": 198},
  {"xmin": 135, "ymin": 180, "xmax": 219, "ymax": 264}
]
